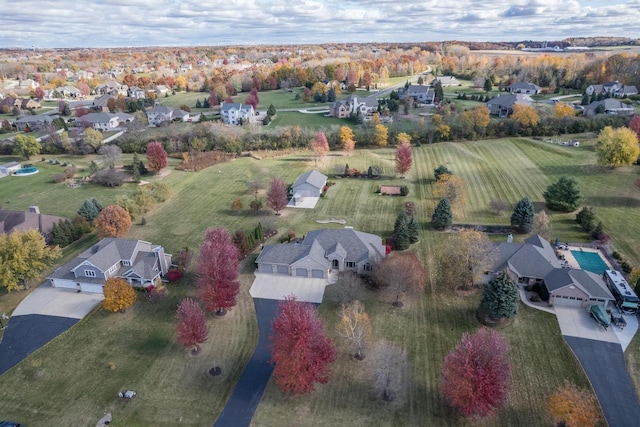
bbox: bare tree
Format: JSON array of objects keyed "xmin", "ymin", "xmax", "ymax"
[
  {"xmin": 332, "ymin": 271, "xmax": 364, "ymax": 304},
  {"xmin": 372, "ymin": 340, "xmax": 408, "ymax": 402},
  {"xmin": 489, "ymin": 199, "xmax": 510, "ymax": 216},
  {"xmin": 438, "ymin": 229, "xmax": 495, "ymax": 291},
  {"xmin": 98, "ymin": 145, "xmax": 123, "ymax": 168},
  {"xmin": 336, "ymin": 301, "xmax": 372, "ymax": 360},
  {"xmin": 532, "ymin": 210, "xmax": 551, "ymax": 240}
]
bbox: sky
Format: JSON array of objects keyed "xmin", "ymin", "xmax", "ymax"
[{"xmin": 1, "ymin": 0, "xmax": 639, "ymax": 48}]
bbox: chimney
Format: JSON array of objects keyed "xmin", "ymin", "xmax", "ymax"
[
  {"xmin": 507, "ymin": 233, "xmax": 513, "ymax": 243},
  {"xmin": 29, "ymin": 206, "xmax": 40, "ymax": 214}
]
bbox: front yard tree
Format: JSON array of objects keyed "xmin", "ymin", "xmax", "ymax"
[
  {"xmin": 511, "ymin": 197, "xmax": 535, "ymax": 233},
  {"xmin": 438, "ymin": 229, "xmax": 495, "ymax": 291},
  {"xmin": 431, "ymin": 198, "xmax": 453, "ymax": 230},
  {"xmin": 94, "ymin": 204, "xmax": 132, "ymax": 238},
  {"xmin": 102, "ymin": 278, "xmax": 136, "ymax": 312},
  {"xmin": 477, "ymin": 270, "xmax": 519, "ymax": 323},
  {"xmin": 0, "ymin": 229, "xmax": 61, "ymax": 292},
  {"xmin": 374, "ymin": 124, "xmax": 388, "ymax": 147},
  {"xmin": 393, "ymin": 211, "xmax": 410, "ymax": 250},
  {"xmin": 311, "ymin": 131, "xmax": 329, "ymax": 163},
  {"xmin": 270, "ymin": 296, "xmax": 337, "ymax": 395},
  {"xmin": 146, "ymin": 141, "xmax": 168, "ymax": 172},
  {"xmin": 596, "ymin": 126, "xmax": 640, "ymax": 168},
  {"xmin": 395, "ymin": 140, "xmax": 413, "ymax": 178},
  {"xmin": 511, "ymin": 104, "xmax": 540, "ymax": 127},
  {"xmin": 440, "ymin": 328, "xmax": 511, "ymax": 418},
  {"xmin": 543, "ymin": 176, "xmax": 581, "ymax": 212},
  {"xmin": 372, "ymin": 340, "xmax": 409, "ymax": 402},
  {"xmin": 374, "ymin": 252, "xmax": 426, "ymax": 307},
  {"xmin": 266, "ymin": 176, "xmax": 288, "ymax": 215},
  {"xmin": 333, "ymin": 271, "xmax": 364, "ymax": 305},
  {"xmin": 336, "ymin": 301, "xmax": 372, "ymax": 360},
  {"xmin": 549, "ymin": 381, "xmax": 600, "ymax": 427},
  {"xmin": 13, "ymin": 134, "xmax": 41, "ymax": 159},
  {"xmin": 176, "ymin": 298, "xmax": 209, "ymax": 354},
  {"xmin": 196, "ymin": 227, "xmax": 240, "ymax": 316}
]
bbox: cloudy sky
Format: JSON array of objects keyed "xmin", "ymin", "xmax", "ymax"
[{"xmin": 1, "ymin": 0, "xmax": 639, "ymax": 48}]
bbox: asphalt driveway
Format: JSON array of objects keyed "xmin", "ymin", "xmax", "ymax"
[{"xmin": 564, "ymin": 336, "xmax": 640, "ymax": 427}]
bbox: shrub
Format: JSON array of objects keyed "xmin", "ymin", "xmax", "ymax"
[
  {"xmin": 52, "ymin": 173, "xmax": 66, "ymax": 183},
  {"xmin": 64, "ymin": 165, "xmax": 77, "ymax": 178},
  {"xmin": 613, "ymin": 251, "xmax": 622, "ymax": 260},
  {"xmin": 622, "ymin": 261, "xmax": 632, "ymax": 274},
  {"xmin": 400, "ymin": 185, "xmax": 409, "ymax": 196},
  {"xmin": 167, "ymin": 269, "xmax": 183, "ymax": 282}
]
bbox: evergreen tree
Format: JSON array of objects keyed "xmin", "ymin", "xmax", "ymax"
[
  {"xmin": 132, "ymin": 152, "xmax": 141, "ymax": 183},
  {"xmin": 432, "ymin": 198, "xmax": 453, "ymax": 230},
  {"xmin": 320, "ymin": 92, "xmax": 328, "ymax": 103},
  {"xmin": 267, "ymin": 104, "xmax": 277, "ymax": 117},
  {"xmin": 591, "ymin": 221, "xmax": 604, "ymax": 239},
  {"xmin": 393, "ymin": 211, "xmax": 410, "ymax": 250},
  {"xmin": 433, "ymin": 81, "xmax": 444, "ymax": 103},
  {"xmin": 478, "ymin": 270, "xmax": 519, "ymax": 320},
  {"xmin": 407, "ymin": 215, "xmax": 420, "ymax": 244},
  {"xmin": 50, "ymin": 221, "xmax": 68, "ymax": 247},
  {"xmin": 92, "ymin": 198, "xmax": 104, "ymax": 213},
  {"xmin": 78, "ymin": 199, "xmax": 99, "ymax": 222},
  {"xmin": 203, "ymin": 98, "xmax": 210, "ymax": 108},
  {"xmin": 581, "ymin": 92, "xmax": 590, "ymax": 105},
  {"xmin": 543, "ymin": 176, "xmax": 581, "ymax": 212},
  {"xmin": 576, "ymin": 206, "xmax": 596, "ymax": 233},
  {"xmin": 510, "ymin": 197, "xmax": 535, "ymax": 233},
  {"xmin": 434, "ymin": 164, "xmax": 452, "ymax": 181},
  {"xmin": 195, "ymin": 99, "xmax": 202, "ymax": 108},
  {"xmin": 327, "ymin": 88, "xmax": 336, "ymax": 102},
  {"xmin": 483, "ymin": 78, "xmax": 493, "ymax": 92},
  {"xmin": 313, "ymin": 91, "xmax": 322, "ymax": 102}
]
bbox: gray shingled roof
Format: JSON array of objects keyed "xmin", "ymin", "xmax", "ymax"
[
  {"xmin": 304, "ymin": 228, "xmax": 383, "ymax": 264},
  {"xmin": 487, "ymin": 94, "xmax": 519, "ymax": 107},
  {"xmin": 256, "ymin": 243, "xmax": 313, "ymax": 265},
  {"xmin": 293, "ymin": 170, "xmax": 327, "ymax": 190},
  {"xmin": 585, "ymin": 98, "xmax": 629, "ymax": 111},
  {"xmin": 507, "ymin": 82, "xmax": 541, "ymax": 91},
  {"xmin": 544, "ymin": 268, "xmax": 612, "ymax": 299}
]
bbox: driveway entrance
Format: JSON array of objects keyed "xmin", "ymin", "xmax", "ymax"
[{"xmin": 249, "ymin": 273, "xmax": 327, "ymax": 303}]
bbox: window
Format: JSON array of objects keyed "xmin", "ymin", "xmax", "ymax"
[
  {"xmin": 346, "ymin": 261, "xmax": 356, "ymax": 268},
  {"xmin": 122, "ymin": 260, "xmax": 131, "ymax": 266},
  {"xmin": 84, "ymin": 270, "xmax": 96, "ymax": 278},
  {"xmin": 364, "ymin": 264, "xmax": 372, "ymax": 272}
]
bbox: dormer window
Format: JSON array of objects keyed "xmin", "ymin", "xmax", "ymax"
[{"xmin": 122, "ymin": 260, "xmax": 131, "ymax": 266}]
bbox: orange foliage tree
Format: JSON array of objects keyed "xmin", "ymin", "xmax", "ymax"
[
  {"xmin": 511, "ymin": 104, "xmax": 540, "ymax": 127},
  {"xmin": 554, "ymin": 102, "xmax": 575, "ymax": 119},
  {"xmin": 94, "ymin": 204, "xmax": 132, "ymax": 238},
  {"xmin": 548, "ymin": 381, "xmax": 600, "ymax": 427},
  {"xmin": 103, "ymin": 277, "xmax": 136, "ymax": 312}
]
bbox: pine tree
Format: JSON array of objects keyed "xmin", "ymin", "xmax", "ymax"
[
  {"xmin": 78, "ymin": 199, "xmax": 99, "ymax": 222},
  {"xmin": 91, "ymin": 198, "xmax": 104, "ymax": 213},
  {"xmin": 132, "ymin": 152, "xmax": 142, "ymax": 183},
  {"xmin": 195, "ymin": 99, "xmax": 202, "ymax": 108},
  {"xmin": 407, "ymin": 215, "xmax": 420, "ymax": 244},
  {"xmin": 478, "ymin": 270, "xmax": 519, "ymax": 321},
  {"xmin": 393, "ymin": 211, "xmax": 410, "ymax": 250},
  {"xmin": 510, "ymin": 197, "xmax": 535, "ymax": 233},
  {"xmin": 50, "ymin": 221, "xmax": 68, "ymax": 247},
  {"xmin": 581, "ymin": 92, "xmax": 590, "ymax": 105},
  {"xmin": 267, "ymin": 104, "xmax": 277, "ymax": 117},
  {"xmin": 432, "ymin": 198, "xmax": 453, "ymax": 230}
]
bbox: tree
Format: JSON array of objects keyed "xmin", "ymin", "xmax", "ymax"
[
  {"xmin": 374, "ymin": 252, "xmax": 426, "ymax": 306},
  {"xmin": 310, "ymin": 131, "xmax": 329, "ymax": 163},
  {"xmin": 266, "ymin": 176, "xmax": 288, "ymax": 215},
  {"xmin": 434, "ymin": 174, "xmax": 466, "ymax": 208},
  {"xmin": 576, "ymin": 206, "xmax": 597, "ymax": 234},
  {"xmin": 393, "ymin": 211, "xmax": 410, "ymax": 250},
  {"xmin": 437, "ymin": 229, "xmax": 495, "ymax": 291},
  {"xmin": 374, "ymin": 124, "xmax": 388, "ymax": 147},
  {"xmin": 78, "ymin": 198, "xmax": 103, "ymax": 222},
  {"xmin": 233, "ymin": 230, "xmax": 251, "ymax": 256},
  {"xmin": 372, "ymin": 340, "xmax": 409, "ymax": 402},
  {"xmin": 13, "ymin": 134, "xmax": 40, "ymax": 159},
  {"xmin": 131, "ymin": 152, "xmax": 144, "ymax": 182},
  {"xmin": 332, "ymin": 271, "xmax": 363, "ymax": 305},
  {"xmin": 34, "ymin": 86, "xmax": 45, "ymax": 100},
  {"xmin": 511, "ymin": 197, "xmax": 535, "ymax": 233},
  {"xmin": 93, "ymin": 166, "xmax": 126, "ymax": 187},
  {"xmin": 83, "ymin": 128, "xmax": 103, "ymax": 153},
  {"xmin": 554, "ymin": 102, "xmax": 575, "ymax": 119},
  {"xmin": 532, "ymin": 210, "xmax": 551, "ymax": 240},
  {"xmin": 270, "ymin": 296, "xmax": 336, "ymax": 395},
  {"xmin": 231, "ymin": 197, "xmax": 243, "ymax": 212},
  {"xmin": 339, "ymin": 125, "xmax": 355, "ymax": 149},
  {"xmin": 102, "ymin": 277, "xmax": 136, "ymax": 313},
  {"xmin": 407, "ymin": 215, "xmax": 420, "ymax": 244},
  {"xmin": 434, "ymin": 164, "xmax": 452, "ymax": 181},
  {"xmin": 146, "ymin": 141, "xmax": 168, "ymax": 172},
  {"xmin": 489, "ymin": 199, "xmax": 510, "ymax": 216},
  {"xmin": 98, "ymin": 144, "xmax": 122, "ymax": 168},
  {"xmin": 267, "ymin": 104, "xmax": 276, "ymax": 117},
  {"xmin": 629, "ymin": 115, "xmax": 640, "ymax": 141},
  {"xmin": 176, "ymin": 298, "xmax": 209, "ymax": 354},
  {"xmin": 245, "ymin": 93, "xmax": 258, "ymax": 110},
  {"xmin": 94, "ymin": 204, "xmax": 132, "ymax": 238},
  {"xmin": 196, "ymin": 227, "xmax": 240, "ymax": 315},
  {"xmin": 433, "ymin": 81, "xmax": 444, "ymax": 103},
  {"xmin": 440, "ymin": 328, "xmax": 511, "ymax": 418},
  {"xmin": 336, "ymin": 301, "xmax": 372, "ymax": 360},
  {"xmin": 596, "ymin": 126, "xmax": 640, "ymax": 168},
  {"xmin": 549, "ymin": 381, "xmax": 600, "ymax": 427},
  {"xmin": 0, "ymin": 229, "xmax": 61, "ymax": 292},
  {"xmin": 511, "ymin": 104, "xmax": 539, "ymax": 127},
  {"xmin": 483, "ymin": 78, "xmax": 493, "ymax": 92},
  {"xmin": 477, "ymin": 270, "xmax": 519, "ymax": 322},
  {"xmin": 431, "ymin": 198, "xmax": 453, "ymax": 230},
  {"xmin": 395, "ymin": 141, "xmax": 413, "ymax": 178},
  {"xmin": 544, "ymin": 176, "xmax": 581, "ymax": 212}
]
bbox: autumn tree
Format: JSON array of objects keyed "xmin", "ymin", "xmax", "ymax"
[
  {"xmin": 176, "ymin": 298, "xmax": 209, "ymax": 354},
  {"xmin": 231, "ymin": 197, "xmax": 243, "ymax": 212},
  {"xmin": 270, "ymin": 296, "xmax": 337, "ymax": 395},
  {"xmin": 431, "ymin": 198, "xmax": 453, "ymax": 230},
  {"xmin": 629, "ymin": 115, "xmax": 640, "ymax": 141},
  {"xmin": 374, "ymin": 124, "xmax": 388, "ymax": 147},
  {"xmin": 440, "ymin": 328, "xmax": 511, "ymax": 418},
  {"xmin": 477, "ymin": 270, "xmax": 519, "ymax": 323},
  {"xmin": 102, "ymin": 277, "xmax": 136, "ymax": 313},
  {"xmin": 437, "ymin": 229, "xmax": 495, "ymax": 291},
  {"xmin": 336, "ymin": 301, "xmax": 372, "ymax": 360},
  {"xmin": 549, "ymin": 381, "xmax": 600, "ymax": 427},
  {"xmin": 434, "ymin": 174, "xmax": 467, "ymax": 208},
  {"xmin": 511, "ymin": 104, "xmax": 539, "ymax": 127},
  {"xmin": 511, "ymin": 197, "xmax": 535, "ymax": 233},
  {"xmin": 13, "ymin": 134, "xmax": 41, "ymax": 159},
  {"xmin": 196, "ymin": 227, "xmax": 240, "ymax": 315},
  {"xmin": 544, "ymin": 176, "xmax": 582, "ymax": 212},
  {"xmin": 461, "ymin": 105, "xmax": 490, "ymax": 133},
  {"xmin": 146, "ymin": 141, "xmax": 168, "ymax": 172},
  {"xmin": 83, "ymin": 128, "xmax": 103, "ymax": 153},
  {"xmin": 372, "ymin": 340, "xmax": 409, "ymax": 402},
  {"xmin": 596, "ymin": 126, "xmax": 640, "ymax": 168},
  {"xmin": 374, "ymin": 252, "xmax": 426, "ymax": 306},
  {"xmin": 0, "ymin": 229, "xmax": 61, "ymax": 292},
  {"xmin": 395, "ymin": 140, "xmax": 413, "ymax": 178},
  {"xmin": 532, "ymin": 210, "xmax": 551, "ymax": 240},
  {"xmin": 339, "ymin": 125, "xmax": 355, "ymax": 149},
  {"xmin": 310, "ymin": 131, "xmax": 329, "ymax": 163},
  {"xmin": 94, "ymin": 204, "xmax": 132, "ymax": 238},
  {"xmin": 554, "ymin": 102, "xmax": 575, "ymax": 119},
  {"xmin": 434, "ymin": 164, "xmax": 452, "ymax": 181},
  {"xmin": 266, "ymin": 176, "xmax": 288, "ymax": 215}
]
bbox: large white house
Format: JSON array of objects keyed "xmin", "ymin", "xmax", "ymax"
[
  {"xmin": 220, "ymin": 102, "xmax": 256, "ymax": 125},
  {"xmin": 146, "ymin": 105, "xmax": 190, "ymax": 126},
  {"xmin": 80, "ymin": 112, "xmax": 134, "ymax": 131}
]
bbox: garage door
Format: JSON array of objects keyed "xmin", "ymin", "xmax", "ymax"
[
  {"xmin": 277, "ymin": 265, "xmax": 289, "ymax": 274},
  {"xmin": 311, "ymin": 269, "xmax": 325, "ymax": 278},
  {"xmin": 554, "ymin": 295, "xmax": 584, "ymax": 307},
  {"xmin": 296, "ymin": 268, "xmax": 308, "ymax": 277},
  {"xmin": 261, "ymin": 265, "xmax": 273, "ymax": 274},
  {"xmin": 80, "ymin": 283, "xmax": 104, "ymax": 294}
]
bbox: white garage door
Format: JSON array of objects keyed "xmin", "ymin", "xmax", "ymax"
[
  {"xmin": 277, "ymin": 265, "xmax": 289, "ymax": 274},
  {"xmin": 80, "ymin": 283, "xmax": 104, "ymax": 294},
  {"xmin": 554, "ymin": 295, "xmax": 584, "ymax": 307},
  {"xmin": 311, "ymin": 269, "xmax": 325, "ymax": 278},
  {"xmin": 261, "ymin": 265, "xmax": 273, "ymax": 274},
  {"xmin": 51, "ymin": 278, "xmax": 77, "ymax": 290},
  {"xmin": 296, "ymin": 268, "xmax": 308, "ymax": 277}
]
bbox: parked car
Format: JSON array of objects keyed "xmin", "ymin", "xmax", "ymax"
[{"xmin": 0, "ymin": 421, "xmax": 24, "ymax": 427}]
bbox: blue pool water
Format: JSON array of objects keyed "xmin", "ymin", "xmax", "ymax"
[
  {"xmin": 571, "ymin": 250, "xmax": 609, "ymax": 275},
  {"xmin": 13, "ymin": 167, "xmax": 38, "ymax": 176}
]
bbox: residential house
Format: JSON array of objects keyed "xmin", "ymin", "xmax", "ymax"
[
  {"xmin": 255, "ymin": 227, "xmax": 386, "ymax": 279},
  {"xmin": 0, "ymin": 206, "xmax": 64, "ymax": 240},
  {"xmin": 0, "ymin": 161, "xmax": 21, "ymax": 177},
  {"xmin": 20, "ymin": 98, "xmax": 41, "ymax": 110},
  {"xmin": 14, "ymin": 114, "xmax": 57, "ymax": 131},
  {"xmin": 48, "ymin": 238, "xmax": 172, "ymax": 293},
  {"xmin": 399, "ymin": 85, "xmax": 436, "ymax": 104},
  {"xmin": 154, "ymin": 85, "xmax": 169, "ymax": 96},
  {"xmin": 486, "ymin": 94, "xmax": 531, "ymax": 117},
  {"xmin": 18, "ymin": 79, "xmax": 39, "ymax": 90},
  {"xmin": 91, "ymin": 94, "xmax": 117, "ymax": 112},
  {"xmin": 329, "ymin": 95, "xmax": 378, "ymax": 121},
  {"xmin": 56, "ymin": 85, "xmax": 82, "ymax": 98},
  {"xmin": 583, "ymin": 98, "xmax": 635, "ymax": 117},
  {"xmin": 586, "ymin": 81, "xmax": 638, "ymax": 98},
  {"xmin": 506, "ymin": 82, "xmax": 541, "ymax": 95},
  {"xmin": 220, "ymin": 102, "xmax": 255, "ymax": 125},
  {"xmin": 291, "ymin": 170, "xmax": 327, "ymax": 206},
  {"xmin": 127, "ymin": 86, "xmax": 146, "ymax": 99},
  {"xmin": 489, "ymin": 235, "xmax": 614, "ymax": 308},
  {"xmin": 0, "ymin": 97, "xmax": 39, "ymax": 112},
  {"xmin": 432, "ymin": 76, "xmax": 459, "ymax": 87},
  {"xmin": 146, "ymin": 105, "xmax": 190, "ymax": 126},
  {"xmin": 94, "ymin": 81, "xmax": 128, "ymax": 96},
  {"xmin": 81, "ymin": 112, "xmax": 134, "ymax": 131},
  {"xmin": 179, "ymin": 64, "xmax": 193, "ymax": 73}
]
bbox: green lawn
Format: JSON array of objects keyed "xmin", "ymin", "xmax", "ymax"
[{"xmin": 2, "ymin": 137, "xmax": 637, "ymax": 425}]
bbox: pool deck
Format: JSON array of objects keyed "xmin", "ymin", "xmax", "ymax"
[{"xmin": 559, "ymin": 246, "xmax": 614, "ymax": 272}]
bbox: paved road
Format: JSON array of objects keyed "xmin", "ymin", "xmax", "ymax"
[
  {"xmin": 214, "ymin": 298, "xmax": 280, "ymax": 427},
  {"xmin": 564, "ymin": 336, "xmax": 640, "ymax": 427}
]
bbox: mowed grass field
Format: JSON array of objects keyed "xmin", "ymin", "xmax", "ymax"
[{"xmin": 2, "ymin": 136, "xmax": 637, "ymax": 425}]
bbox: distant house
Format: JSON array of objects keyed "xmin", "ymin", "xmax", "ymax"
[
  {"xmin": 146, "ymin": 105, "xmax": 190, "ymax": 126},
  {"xmin": 586, "ymin": 81, "xmax": 638, "ymax": 98},
  {"xmin": 14, "ymin": 114, "xmax": 57, "ymax": 131},
  {"xmin": 127, "ymin": 86, "xmax": 146, "ymax": 99},
  {"xmin": 20, "ymin": 98, "xmax": 41, "ymax": 110},
  {"xmin": 91, "ymin": 94, "xmax": 117, "ymax": 112},
  {"xmin": 220, "ymin": 102, "xmax": 255, "ymax": 125},
  {"xmin": 48, "ymin": 238, "xmax": 172, "ymax": 293},
  {"xmin": 256, "ymin": 227, "xmax": 385, "ymax": 279},
  {"xmin": 81, "ymin": 112, "xmax": 134, "ymax": 131},
  {"xmin": 486, "ymin": 94, "xmax": 531, "ymax": 117},
  {"xmin": 0, "ymin": 161, "xmax": 21, "ymax": 177},
  {"xmin": 329, "ymin": 95, "xmax": 378, "ymax": 121},
  {"xmin": 56, "ymin": 85, "xmax": 82, "ymax": 98},
  {"xmin": 432, "ymin": 76, "xmax": 459, "ymax": 87},
  {"xmin": 291, "ymin": 170, "xmax": 327, "ymax": 206},
  {"xmin": 399, "ymin": 85, "xmax": 436, "ymax": 104},
  {"xmin": 18, "ymin": 79, "xmax": 40, "ymax": 90},
  {"xmin": 583, "ymin": 98, "xmax": 635, "ymax": 117},
  {"xmin": 506, "ymin": 82, "xmax": 541, "ymax": 95},
  {"xmin": 94, "ymin": 82, "xmax": 128, "ymax": 96},
  {"xmin": 0, "ymin": 97, "xmax": 40, "ymax": 111},
  {"xmin": 154, "ymin": 85, "xmax": 169, "ymax": 96},
  {"xmin": 0, "ymin": 206, "xmax": 64, "ymax": 240}
]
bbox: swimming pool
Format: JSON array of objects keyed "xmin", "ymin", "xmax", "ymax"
[
  {"xmin": 13, "ymin": 167, "xmax": 38, "ymax": 176},
  {"xmin": 571, "ymin": 250, "xmax": 609, "ymax": 275}
]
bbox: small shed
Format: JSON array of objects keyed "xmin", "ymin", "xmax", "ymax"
[
  {"xmin": 0, "ymin": 161, "xmax": 21, "ymax": 176},
  {"xmin": 292, "ymin": 170, "xmax": 327, "ymax": 199},
  {"xmin": 379, "ymin": 185, "xmax": 403, "ymax": 195}
]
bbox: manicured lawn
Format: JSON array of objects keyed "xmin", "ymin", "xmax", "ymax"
[{"xmin": 269, "ymin": 111, "xmax": 346, "ymax": 129}]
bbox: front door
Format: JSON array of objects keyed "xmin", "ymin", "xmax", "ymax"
[{"xmin": 332, "ymin": 259, "xmax": 339, "ymax": 270}]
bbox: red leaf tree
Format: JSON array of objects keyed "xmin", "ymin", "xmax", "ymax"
[
  {"xmin": 196, "ymin": 227, "xmax": 240, "ymax": 316},
  {"xmin": 439, "ymin": 328, "xmax": 511, "ymax": 418},
  {"xmin": 146, "ymin": 141, "xmax": 168, "ymax": 173},
  {"xmin": 395, "ymin": 141, "xmax": 413, "ymax": 178},
  {"xmin": 266, "ymin": 176, "xmax": 288, "ymax": 215},
  {"xmin": 629, "ymin": 115, "xmax": 640, "ymax": 141},
  {"xmin": 373, "ymin": 252, "xmax": 426, "ymax": 306},
  {"xmin": 311, "ymin": 131, "xmax": 329, "ymax": 163},
  {"xmin": 245, "ymin": 93, "xmax": 258, "ymax": 110},
  {"xmin": 270, "ymin": 296, "xmax": 337, "ymax": 395},
  {"xmin": 176, "ymin": 298, "xmax": 208, "ymax": 353}
]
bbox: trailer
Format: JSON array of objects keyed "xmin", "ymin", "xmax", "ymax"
[
  {"xmin": 610, "ymin": 311, "xmax": 627, "ymax": 330},
  {"xmin": 589, "ymin": 305, "xmax": 611, "ymax": 329}
]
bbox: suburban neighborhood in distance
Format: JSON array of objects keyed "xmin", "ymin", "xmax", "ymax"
[{"xmin": 3, "ymin": 2, "xmax": 640, "ymax": 426}]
